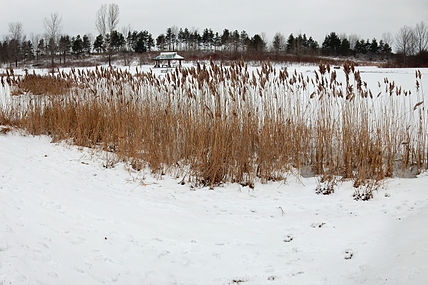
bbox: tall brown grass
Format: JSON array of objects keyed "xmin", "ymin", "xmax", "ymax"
[{"xmin": 0, "ymin": 61, "xmax": 426, "ymax": 192}]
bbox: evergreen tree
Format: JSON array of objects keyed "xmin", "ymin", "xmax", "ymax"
[
  {"xmin": 156, "ymin": 34, "xmax": 166, "ymax": 50},
  {"xmin": 126, "ymin": 31, "xmax": 134, "ymax": 51},
  {"xmin": 177, "ymin": 28, "xmax": 185, "ymax": 50},
  {"xmin": 379, "ymin": 40, "xmax": 392, "ymax": 58},
  {"xmin": 8, "ymin": 38, "xmax": 21, "ymax": 66},
  {"xmin": 202, "ymin": 28, "xmax": 214, "ymax": 50},
  {"xmin": 221, "ymin": 29, "xmax": 231, "ymax": 50},
  {"xmin": 72, "ymin": 35, "xmax": 83, "ymax": 56},
  {"xmin": 295, "ymin": 34, "xmax": 304, "ymax": 55},
  {"xmin": 322, "ymin": 32, "xmax": 341, "ymax": 55},
  {"xmin": 146, "ymin": 33, "xmax": 154, "ymax": 51},
  {"xmin": 165, "ymin": 28, "xmax": 176, "ymax": 51},
  {"xmin": 93, "ymin": 34, "xmax": 105, "ymax": 53},
  {"xmin": 36, "ymin": 38, "xmax": 46, "ymax": 60},
  {"xmin": 369, "ymin": 38, "xmax": 379, "ymax": 54},
  {"xmin": 249, "ymin": 34, "xmax": 266, "ymax": 52},
  {"xmin": 231, "ymin": 30, "xmax": 240, "ymax": 52},
  {"xmin": 47, "ymin": 37, "xmax": 57, "ymax": 61},
  {"xmin": 354, "ymin": 40, "xmax": 365, "ymax": 54},
  {"xmin": 286, "ymin": 34, "xmax": 295, "ymax": 53},
  {"xmin": 21, "ymin": 40, "xmax": 34, "ymax": 60},
  {"xmin": 189, "ymin": 31, "xmax": 201, "ymax": 50},
  {"xmin": 182, "ymin": 28, "xmax": 190, "ymax": 50},
  {"xmin": 240, "ymin": 30, "xmax": 250, "ymax": 51},
  {"xmin": 302, "ymin": 34, "xmax": 309, "ymax": 48},
  {"xmin": 0, "ymin": 41, "xmax": 9, "ymax": 64},
  {"xmin": 339, "ymin": 38, "xmax": 351, "ymax": 56},
  {"xmin": 110, "ymin": 30, "xmax": 125, "ymax": 51},
  {"xmin": 364, "ymin": 40, "xmax": 371, "ymax": 53},
  {"xmin": 134, "ymin": 36, "xmax": 146, "ymax": 53},
  {"xmin": 59, "ymin": 35, "xmax": 71, "ymax": 62},
  {"xmin": 82, "ymin": 35, "xmax": 91, "ymax": 54},
  {"xmin": 307, "ymin": 37, "xmax": 319, "ymax": 51},
  {"xmin": 213, "ymin": 32, "xmax": 222, "ymax": 51},
  {"xmin": 130, "ymin": 30, "xmax": 153, "ymax": 53}
]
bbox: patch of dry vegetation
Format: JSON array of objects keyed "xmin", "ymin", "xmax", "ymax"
[
  {"xmin": 0, "ymin": 126, "xmax": 12, "ymax": 135},
  {"xmin": 8, "ymin": 72, "xmax": 74, "ymax": 96},
  {"xmin": 1, "ymin": 62, "xmax": 426, "ymax": 193}
]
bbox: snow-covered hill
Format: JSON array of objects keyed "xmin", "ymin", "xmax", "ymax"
[{"xmin": 1, "ymin": 130, "xmax": 427, "ymax": 285}]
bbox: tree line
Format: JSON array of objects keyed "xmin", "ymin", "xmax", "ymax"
[{"xmin": 0, "ymin": 3, "xmax": 427, "ymax": 67}]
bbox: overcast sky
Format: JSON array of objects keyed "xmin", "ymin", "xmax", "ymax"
[{"xmin": 1, "ymin": 0, "xmax": 427, "ymax": 45}]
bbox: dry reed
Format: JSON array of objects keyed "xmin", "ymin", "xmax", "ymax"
[{"xmin": 0, "ymin": 61, "xmax": 426, "ymax": 193}]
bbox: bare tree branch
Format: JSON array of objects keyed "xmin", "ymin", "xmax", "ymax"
[
  {"xmin": 395, "ymin": 25, "xmax": 416, "ymax": 56},
  {"xmin": 414, "ymin": 21, "xmax": 428, "ymax": 54},
  {"xmin": 44, "ymin": 13, "xmax": 62, "ymax": 42},
  {"xmin": 8, "ymin": 22, "xmax": 23, "ymax": 43},
  {"xmin": 381, "ymin": 32, "xmax": 394, "ymax": 47},
  {"xmin": 96, "ymin": 4, "xmax": 107, "ymax": 37},
  {"xmin": 107, "ymin": 3, "xmax": 120, "ymax": 34}
]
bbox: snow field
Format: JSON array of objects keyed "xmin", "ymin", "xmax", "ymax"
[
  {"xmin": 1, "ymin": 131, "xmax": 428, "ymax": 285},
  {"xmin": 1, "ymin": 64, "xmax": 428, "ymax": 284}
]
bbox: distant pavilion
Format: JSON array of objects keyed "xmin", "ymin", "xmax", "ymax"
[{"xmin": 153, "ymin": 52, "xmax": 184, "ymax": 68}]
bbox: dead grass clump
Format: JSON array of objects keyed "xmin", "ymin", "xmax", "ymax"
[
  {"xmin": 353, "ymin": 179, "xmax": 381, "ymax": 201},
  {"xmin": 0, "ymin": 126, "xmax": 12, "ymax": 135},
  {"xmin": 9, "ymin": 73, "xmax": 74, "ymax": 96},
  {"xmin": 315, "ymin": 174, "xmax": 338, "ymax": 195}
]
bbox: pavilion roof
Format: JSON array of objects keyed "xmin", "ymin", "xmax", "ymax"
[{"xmin": 153, "ymin": 52, "xmax": 184, "ymax": 60}]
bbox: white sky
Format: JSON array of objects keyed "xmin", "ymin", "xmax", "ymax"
[{"xmin": 1, "ymin": 0, "xmax": 427, "ymax": 45}]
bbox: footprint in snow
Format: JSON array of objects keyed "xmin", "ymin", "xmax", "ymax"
[
  {"xmin": 311, "ymin": 222, "xmax": 326, "ymax": 228},
  {"xmin": 344, "ymin": 250, "xmax": 353, "ymax": 260},
  {"xmin": 283, "ymin": 235, "xmax": 293, "ymax": 242}
]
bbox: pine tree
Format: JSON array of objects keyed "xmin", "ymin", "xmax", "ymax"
[
  {"xmin": 369, "ymin": 38, "xmax": 379, "ymax": 54},
  {"xmin": 22, "ymin": 40, "xmax": 34, "ymax": 60},
  {"xmin": 339, "ymin": 38, "xmax": 351, "ymax": 56},
  {"xmin": 249, "ymin": 34, "xmax": 266, "ymax": 52},
  {"xmin": 36, "ymin": 39, "xmax": 46, "ymax": 60},
  {"xmin": 231, "ymin": 30, "xmax": 240, "ymax": 52},
  {"xmin": 82, "ymin": 35, "xmax": 91, "ymax": 54},
  {"xmin": 110, "ymin": 31, "xmax": 125, "ymax": 51},
  {"xmin": 240, "ymin": 30, "xmax": 250, "ymax": 51},
  {"xmin": 156, "ymin": 34, "xmax": 166, "ymax": 51},
  {"xmin": 59, "ymin": 35, "xmax": 71, "ymax": 62},
  {"xmin": 72, "ymin": 35, "xmax": 83, "ymax": 56},
  {"xmin": 221, "ymin": 29, "xmax": 230, "ymax": 50},
  {"xmin": 134, "ymin": 36, "xmax": 146, "ymax": 53},
  {"xmin": 322, "ymin": 32, "xmax": 341, "ymax": 55},
  {"xmin": 286, "ymin": 34, "xmax": 295, "ymax": 54},
  {"xmin": 93, "ymin": 35, "xmax": 105, "ymax": 53}
]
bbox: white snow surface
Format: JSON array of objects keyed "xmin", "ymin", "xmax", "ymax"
[{"xmin": 1, "ymin": 130, "xmax": 428, "ymax": 285}]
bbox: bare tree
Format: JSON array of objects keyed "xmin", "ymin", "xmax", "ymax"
[
  {"xmin": 95, "ymin": 3, "xmax": 120, "ymax": 66},
  {"xmin": 395, "ymin": 25, "xmax": 416, "ymax": 64},
  {"xmin": 96, "ymin": 4, "xmax": 107, "ymax": 37},
  {"xmin": 381, "ymin": 32, "xmax": 394, "ymax": 47},
  {"xmin": 44, "ymin": 13, "xmax": 62, "ymax": 67},
  {"xmin": 44, "ymin": 13, "xmax": 62, "ymax": 42},
  {"xmin": 272, "ymin": 32, "xmax": 285, "ymax": 53},
  {"xmin": 121, "ymin": 25, "xmax": 132, "ymax": 65},
  {"xmin": 414, "ymin": 21, "xmax": 428, "ymax": 54},
  {"xmin": 9, "ymin": 22, "xmax": 23, "ymax": 43},
  {"xmin": 347, "ymin": 34, "xmax": 360, "ymax": 50},
  {"xmin": 8, "ymin": 22, "xmax": 23, "ymax": 67},
  {"xmin": 107, "ymin": 3, "xmax": 120, "ymax": 34}
]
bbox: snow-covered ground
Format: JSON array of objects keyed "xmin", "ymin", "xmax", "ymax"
[
  {"xmin": 1, "ymin": 64, "xmax": 428, "ymax": 284},
  {"xmin": 1, "ymin": 130, "xmax": 428, "ymax": 285}
]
